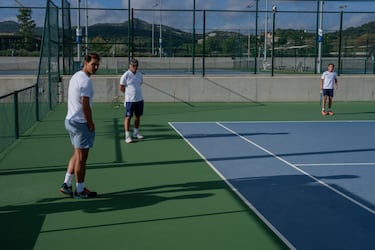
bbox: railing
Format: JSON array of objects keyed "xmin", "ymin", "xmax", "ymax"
[{"xmin": 0, "ymin": 85, "xmax": 38, "ymax": 153}]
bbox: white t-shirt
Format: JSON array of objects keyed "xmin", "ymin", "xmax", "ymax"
[
  {"xmin": 321, "ymin": 71, "xmax": 337, "ymax": 89},
  {"xmin": 65, "ymin": 71, "xmax": 93, "ymax": 123},
  {"xmin": 120, "ymin": 70, "xmax": 143, "ymax": 102}
]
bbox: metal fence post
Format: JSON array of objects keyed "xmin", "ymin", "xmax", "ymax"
[
  {"xmin": 35, "ymin": 84, "xmax": 40, "ymax": 122},
  {"xmin": 338, "ymin": 10, "xmax": 343, "ymax": 76},
  {"xmin": 202, "ymin": 9, "xmax": 206, "ymax": 77},
  {"xmin": 192, "ymin": 0, "xmax": 196, "ymax": 75},
  {"xmin": 14, "ymin": 91, "xmax": 19, "ymax": 139}
]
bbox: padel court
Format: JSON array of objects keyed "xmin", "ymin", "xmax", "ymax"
[{"xmin": 170, "ymin": 121, "xmax": 375, "ymax": 250}]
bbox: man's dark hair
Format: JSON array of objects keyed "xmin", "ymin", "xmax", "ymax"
[{"xmin": 84, "ymin": 52, "xmax": 101, "ymax": 63}]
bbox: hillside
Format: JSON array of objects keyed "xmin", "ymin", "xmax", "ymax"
[
  {"xmin": 0, "ymin": 18, "xmax": 373, "ymax": 56},
  {"xmin": 87, "ymin": 18, "xmax": 198, "ymax": 49}
]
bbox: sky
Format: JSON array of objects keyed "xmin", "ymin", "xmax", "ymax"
[{"xmin": 1, "ymin": 0, "xmax": 375, "ymax": 33}]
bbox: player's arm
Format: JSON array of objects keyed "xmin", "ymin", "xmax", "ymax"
[
  {"xmin": 119, "ymin": 74, "xmax": 126, "ymax": 93},
  {"xmin": 119, "ymin": 83, "xmax": 126, "ymax": 93},
  {"xmin": 320, "ymin": 78, "xmax": 324, "ymax": 91},
  {"xmin": 82, "ymin": 96, "xmax": 95, "ymax": 131}
]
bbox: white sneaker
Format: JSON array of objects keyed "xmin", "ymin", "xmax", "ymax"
[
  {"xmin": 133, "ymin": 133, "xmax": 144, "ymax": 140},
  {"xmin": 125, "ymin": 136, "xmax": 133, "ymax": 143}
]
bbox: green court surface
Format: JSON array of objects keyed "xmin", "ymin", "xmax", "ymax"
[{"xmin": 1, "ymin": 102, "xmax": 375, "ymax": 250}]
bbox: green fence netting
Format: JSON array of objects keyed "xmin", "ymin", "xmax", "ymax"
[
  {"xmin": 0, "ymin": 93, "xmax": 16, "ymax": 152},
  {"xmin": 36, "ymin": 0, "xmax": 59, "ymax": 119}
]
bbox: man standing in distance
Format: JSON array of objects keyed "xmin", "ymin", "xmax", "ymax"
[
  {"xmin": 320, "ymin": 63, "xmax": 338, "ymax": 116},
  {"xmin": 119, "ymin": 59, "xmax": 145, "ymax": 143},
  {"xmin": 60, "ymin": 52, "xmax": 100, "ymax": 198}
]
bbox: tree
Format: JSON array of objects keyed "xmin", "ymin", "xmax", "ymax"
[
  {"xmin": 91, "ymin": 36, "xmax": 112, "ymax": 56},
  {"xmin": 17, "ymin": 7, "xmax": 37, "ymax": 51}
]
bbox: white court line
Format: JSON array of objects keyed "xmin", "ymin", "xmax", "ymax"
[
  {"xmin": 296, "ymin": 163, "xmax": 375, "ymax": 167},
  {"xmin": 168, "ymin": 122, "xmax": 296, "ymax": 250},
  {"xmin": 216, "ymin": 122, "xmax": 375, "ymax": 216}
]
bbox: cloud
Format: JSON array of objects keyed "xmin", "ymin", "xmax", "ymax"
[{"xmin": 344, "ymin": 13, "xmax": 372, "ymax": 29}]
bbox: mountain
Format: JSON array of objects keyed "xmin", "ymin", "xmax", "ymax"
[
  {"xmin": 0, "ymin": 18, "xmax": 373, "ymax": 55},
  {"xmin": 87, "ymin": 18, "xmax": 198, "ymax": 46},
  {"xmin": 1, "ymin": 18, "xmax": 374, "ymax": 40}
]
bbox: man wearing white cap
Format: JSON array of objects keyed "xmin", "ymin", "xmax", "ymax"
[{"xmin": 119, "ymin": 59, "xmax": 145, "ymax": 143}]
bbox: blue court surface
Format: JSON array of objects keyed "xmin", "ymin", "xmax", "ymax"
[{"xmin": 170, "ymin": 121, "xmax": 375, "ymax": 250}]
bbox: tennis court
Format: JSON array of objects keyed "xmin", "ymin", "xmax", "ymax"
[
  {"xmin": 1, "ymin": 102, "xmax": 375, "ymax": 249},
  {"xmin": 170, "ymin": 120, "xmax": 375, "ymax": 249}
]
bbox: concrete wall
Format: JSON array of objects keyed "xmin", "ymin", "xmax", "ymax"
[
  {"xmin": 0, "ymin": 76, "xmax": 37, "ymax": 96},
  {"xmin": 2, "ymin": 74, "xmax": 374, "ymax": 102},
  {"xmin": 58, "ymin": 74, "xmax": 374, "ymax": 103}
]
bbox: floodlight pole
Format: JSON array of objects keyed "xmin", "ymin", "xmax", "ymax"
[
  {"xmin": 247, "ymin": 3, "xmax": 255, "ymax": 68},
  {"xmin": 192, "ymin": 0, "xmax": 196, "ymax": 75},
  {"xmin": 263, "ymin": 0, "xmax": 268, "ymax": 70},
  {"xmin": 271, "ymin": 5, "xmax": 276, "ymax": 76},
  {"xmin": 338, "ymin": 10, "xmax": 344, "ymax": 76},
  {"xmin": 85, "ymin": 0, "xmax": 88, "ymax": 56},
  {"xmin": 159, "ymin": 0, "xmax": 163, "ymax": 58},
  {"xmin": 317, "ymin": 0, "xmax": 323, "ymax": 73},
  {"xmin": 76, "ymin": 0, "xmax": 82, "ymax": 65},
  {"xmin": 254, "ymin": 0, "xmax": 259, "ymax": 74},
  {"xmin": 152, "ymin": 3, "xmax": 158, "ymax": 56},
  {"xmin": 338, "ymin": 5, "xmax": 347, "ymax": 76},
  {"xmin": 128, "ymin": 0, "xmax": 131, "ymax": 61}
]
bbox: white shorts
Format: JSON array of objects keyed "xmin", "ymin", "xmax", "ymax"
[{"xmin": 65, "ymin": 119, "xmax": 95, "ymax": 149}]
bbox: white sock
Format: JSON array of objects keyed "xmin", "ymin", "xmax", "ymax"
[
  {"xmin": 125, "ymin": 131, "xmax": 130, "ymax": 138},
  {"xmin": 76, "ymin": 182, "xmax": 85, "ymax": 193},
  {"xmin": 64, "ymin": 173, "xmax": 73, "ymax": 187},
  {"xmin": 134, "ymin": 128, "xmax": 139, "ymax": 135}
]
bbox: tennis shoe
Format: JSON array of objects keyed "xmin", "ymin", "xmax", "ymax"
[
  {"xmin": 60, "ymin": 183, "xmax": 73, "ymax": 197},
  {"xmin": 133, "ymin": 132, "xmax": 144, "ymax": 140},
  {"xmin": 74, "ymin": 188, "xmax": 97, "ymax": 199},
  {"xmin": 328, "ymin": 111, "xmax": 334, "ymax": 116},
  {"xmin": 321, "ymin": 111, "xmax": 327, "ymax": 116},
  {"xmin": 125, "ymin": 135, "xmax": 133, "ymax": 143}
]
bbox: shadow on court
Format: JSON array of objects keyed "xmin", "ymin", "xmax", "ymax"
[
  {"xmin": 0, "ymin": 180, "xmax": 225, "ymax": 250},
  {"xmin": 229, "ymin": 174, "xmax": 375, "ymax": 249}
]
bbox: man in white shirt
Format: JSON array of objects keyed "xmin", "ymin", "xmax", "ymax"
[
  {"xmin": 60, "ymin": 52, "xmax": 100, "ymax": 199},
  {"xmin": 320, "ymin": 63, "xmax": 338, "ymax": 116},
  {"xmin": 119, "ymin": 59, "xmax": 145, "ymax": 143}
]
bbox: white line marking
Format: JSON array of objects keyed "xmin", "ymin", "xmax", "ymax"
[
  {"xmin": 216, "ymin": 122, "xmax": 375, "ymax": 216},
  {"xmin": 296, "ymin": 163, "xmax": 375, "ymax": 167},
  {"xmin": 168, "ymin": 122, "xmax": 296, "ymax": 250},
  {"xmin": 170, "ymin": 120, "xmax": 375, "ymax": 124}
]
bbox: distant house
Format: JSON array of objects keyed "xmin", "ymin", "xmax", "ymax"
[{"xmin": 0, "ymin": 32, "xmax": 41, "ymax": 53}]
